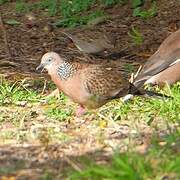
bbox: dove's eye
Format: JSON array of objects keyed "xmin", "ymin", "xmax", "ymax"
[{"xmin": 47, "ymin": 57, "xmax": 53, "ymax": 62}]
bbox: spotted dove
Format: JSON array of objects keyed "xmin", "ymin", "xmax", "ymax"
[
  {"xmin": 133, "ymin": 29, "xmax": 180, "ymax": 88},
  {"xmin": 62, "ymin": 32, "xmax": 115, "ymax": 54},
  {"xmin": 36, "ymin": 52, "xmax": 168, "ymax": 116}
]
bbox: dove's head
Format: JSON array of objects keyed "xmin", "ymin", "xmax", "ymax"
[{"xmin": 36, "ymin": 52, "xmax": 64, "ymax": 73}]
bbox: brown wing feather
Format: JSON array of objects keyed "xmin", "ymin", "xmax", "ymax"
[{"xmin": 82, "ymin": 64, "xmax": 129, "ymax": 99}]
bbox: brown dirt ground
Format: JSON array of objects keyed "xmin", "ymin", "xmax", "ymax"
[
  {"xmin": 0, "ymin": 0, "xmax": 180, "ymax": 179},
  {"xmin": 0, "ymin": 0, "xmax": 179, "ymax": 77}
]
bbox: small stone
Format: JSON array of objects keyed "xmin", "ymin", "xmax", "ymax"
[
  {"xmin": 16, "ymin": 101, "xmax": 27, "ymax": 107},
  {"xmin": 159, "ymin": 141, "xmax": 167, "ymax": 146}
]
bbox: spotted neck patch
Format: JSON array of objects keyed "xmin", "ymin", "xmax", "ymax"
[{"xmin": 57, "ymin": 61, "xmax": 76, "ymax": 80}]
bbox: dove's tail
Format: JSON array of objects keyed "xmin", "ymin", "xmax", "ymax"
[{"xmin": 129, "ymin": 83, "xmax": 172, "ymax": 99}]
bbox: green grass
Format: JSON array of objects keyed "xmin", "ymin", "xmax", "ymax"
[
  {"xmin": 46, "ymin": 105, "xmax": 73, "ymax": 121},
  {"xmin": 15, "ymin": 0, "xmax": 29, "ymax": 13},
  {"xmin": 40, "ymin": 170, "xmax": 55, "ymax": 180},
  {"xmin": 105, "ymin": 83, "xmax": 180, "ymax": 122},
  {"xmin": 0, "ymin": 78, "xmax": 58, "ymax": 106},
  {"xmin": 40, "ymin": 82, "xmax": 180, "ymax": 124},
  {"xmin": 54, "ymin": 10, "xmax": 105, "ymax": 27},
  {"xmin": 69, "ymin": 130, "xmax": 180, "ymax": 179},
  {"xmin": 1, "ymin": 0, "xmax": 159, "ymax": 27},
  {"xmin": 53, "ymin": 0, "xmax": 105, "ymax": 27},
  {"xmin": 44, "ymin": 92, "xmax": 73, "ymax": 121},
  {"xmin": 0, "ymin": 78, "xmax": 179, "ymax": 178},
  {"xmin": 13, "ymin": 0, "xmax": 106, "ymax": 27},
  {"xmin": 60, "ymin": 0, "xmax": 96, "ymax": 17},
  {"xmin": 0, "ymin": 80, "xmax": 41, "ymax": 105},
  {"xmin": 66, "ymin": 84, "xmax": 180, "ymax": 179},
  {"xmin": 133, "ymin": 1, "xmax": 157, "ymax": 18},
  {"xmin": 128, "ymin": 27, "xmax": 144, "ymax": 45},
  {"xmin": 131, "ymin": 0, "xmax": 144, "ymax": 8},
  {"xmin": 0, "ymin": 160, "xmax": 25, "ymax": 175},
  {"xmin": 0, "ymin": 78, "xmax": 179, "ymax": 125},
  {"xmin": 122, "ymin": 63, "xmax": 135, "ymax": 73},
  {"xmin": 0, "ymin": 130, "xmax": 16, "ymax": 139},
  {"xmin": 101, "ymin": 0, "xmax": 127, "ymax": 7},
  {"xmin": 0, "ymin": 0, "xmax": 10, "ymax": 5},
  {"xmin": 34, "ymin": 0, "xmax": 59, "ymax": 16}
]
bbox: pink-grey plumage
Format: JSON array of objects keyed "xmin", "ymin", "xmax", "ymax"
[
  {"xmin": 36, "ymin": 52, "xmax": 169, "ymax": 116},
  {"xmin": 36, "ymin": 52, "xmax": 130, "ymax": 110},
  {"xmin": 133, "ymin": 29, "xmax": 180, "ymax": 88}
]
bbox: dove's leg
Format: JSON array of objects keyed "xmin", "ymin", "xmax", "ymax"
[{"xmin": 75, "ymin": 105, "xmax": 86, "ymax": 117}]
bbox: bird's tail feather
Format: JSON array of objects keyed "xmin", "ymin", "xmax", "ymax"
[{"xmin": 129, "ymin": 83, "xmax": 172, "ymax": 99}]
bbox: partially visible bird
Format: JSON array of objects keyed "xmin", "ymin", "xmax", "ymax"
[
  {"xmin": 36, "ymin": 52, "xmax": 168, "ymax": 116},
  {"xmin": 62, "ymin": 32, "xmax": 116, "ymax": 54},
  {"xmin": 133, "ymin": 29, "xmax": 180, "ymax": 88}
]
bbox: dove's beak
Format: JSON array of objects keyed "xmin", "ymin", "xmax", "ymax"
[{"xmin": 36, "ymin": 63, "xmax": 45, "ymax": 72}]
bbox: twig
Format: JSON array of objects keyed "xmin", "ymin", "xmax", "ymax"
[
  {"xmin": 134, "ymin": 65, "xmax": 142, "ymax": 78},
  {"xmin": 64, "ymin": 156, "xmax": 82, "ymax": 172},
  {"xmin": 129, "ymin": 65, "xmax": 142, "ymax": 83},
  {"xmin": 0, "ymin": 15, "xmax": 12, "ymax": 57},
  {"xmin": 41, "ymin": 79, "xmax": 47, "ymax": 94},
  {"xmin": 129, "ymin": 73, "xmax": 134, "ymax": 83}
]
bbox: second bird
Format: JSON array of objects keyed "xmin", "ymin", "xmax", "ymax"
[
  {"xmin": 133, "ymin": 29, "xmax": 180, "ymax": 88},
  {"xmin": 62, "ymin": 32, "xmax": 115, "ymax": 54}
]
